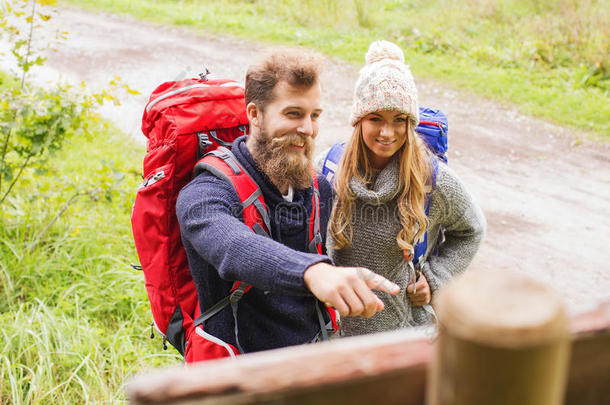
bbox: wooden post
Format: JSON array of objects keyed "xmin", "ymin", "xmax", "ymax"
[{"xmin": 427, "ymin": 270, "xmax": 571, "ymax": 405}]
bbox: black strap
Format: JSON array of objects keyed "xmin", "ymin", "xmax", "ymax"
[
  {"xmin": 308, "ymin": 182, "xmax": 322, "ymax": 253},
  {"xmin": 308, "ymin": 233, "xmax": 322, "ymax": 254},
  {"xmin": 193, "ymin": 284, "xmax": 249, "ymax": 327},
  {"xmin": 315, "ymin": 301, "xmax": 329, "ymax": 342},
  {"xmin": 208, "ymin": 130, "xmax": 233, "ymax": 147},
  {"xmin": 197, "ymin": 132, "xmax": 213, "ymax": 159},
  {"xmin": 231, "ymin": 301, "xmax": 246, "ymax": 353}
]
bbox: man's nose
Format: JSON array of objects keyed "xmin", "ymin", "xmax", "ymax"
[{"xmin": 297, "ymin": 117, "xmax": 314, "ymax": 137}]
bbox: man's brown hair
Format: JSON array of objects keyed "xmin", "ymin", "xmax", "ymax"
[{"xmin": 245, "ymin": 47, "xmax": 323, "ymax": 110}]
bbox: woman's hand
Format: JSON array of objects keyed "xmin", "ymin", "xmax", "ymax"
[{"xmin": 407, "ymin": 272, "xmax": 431, "ymax": 306}]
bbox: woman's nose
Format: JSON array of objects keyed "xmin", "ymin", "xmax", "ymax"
[{"xmin": 380, "ymin": 122, "xmax": 393, "ymax": 136}]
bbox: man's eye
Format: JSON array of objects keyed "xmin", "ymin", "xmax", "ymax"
[
  {"xmin": 369, "ymin": 117, "xmax": 381, "ymax": 122},
  {"xmin": 287, "ymin": 111, "xmax": 301, "ymax": 117},
  {"xmin": 311, "ymin": 112, "xmax": 320, "ymax": 120},
  {"xmin": 395, "ymin": 117, "xmax": 407, "ymax": 123}
]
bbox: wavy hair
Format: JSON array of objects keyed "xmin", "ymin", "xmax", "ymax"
[
  {"xmin": 245, "ymin": 47, "xmax": 323, "ymax": 111},
  {"xmin": 329, "ymin": 119, "xmax": 432, "ymax": 253}
]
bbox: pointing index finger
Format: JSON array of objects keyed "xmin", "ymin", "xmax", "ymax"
[{"xmin": 357, "ymin": 268, "xmax": 399, "ymax": 295}]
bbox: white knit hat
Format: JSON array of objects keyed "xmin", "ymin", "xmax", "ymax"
[{"xmin": 350, "ymin": 40, "xmax": 419, "ymax": 127}]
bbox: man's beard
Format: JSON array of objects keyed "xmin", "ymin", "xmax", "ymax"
[{"xmin": 250, "ymin": 128, "xmax": 314, "ymax": 191}]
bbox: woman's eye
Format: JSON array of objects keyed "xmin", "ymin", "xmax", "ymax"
[{"xmin": 395, "ymin": 117, "xmax": 407, "ymax": 123}]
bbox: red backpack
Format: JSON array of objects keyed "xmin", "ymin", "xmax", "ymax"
[{"xmin": 131, "ymin": 74, "xmax": 334, "ymax": 363}]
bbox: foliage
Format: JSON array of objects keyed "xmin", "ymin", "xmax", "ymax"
[
  {"xmin": 0, "ymin": 123, "xmax": 182, "ymax": 404},
  {"xmin": 63, "ymin": 0, "xmax": 609, "ymax": 139},
  {"xmin": 0, "ymin": 0, "xmax": 137, "ymax": 205},
  {"xmin": 1, "ymin": 4, "xmax": 168, "ymax": 402}
]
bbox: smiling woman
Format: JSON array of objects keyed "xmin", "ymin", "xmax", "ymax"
[{"xmin": 326, "ymin": 40, "xmax": 486, "ymax": 337}]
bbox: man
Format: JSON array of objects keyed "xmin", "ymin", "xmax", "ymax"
[{"xmin": 176, "ymin": 48, "xmax": 398, "ymax": 354}]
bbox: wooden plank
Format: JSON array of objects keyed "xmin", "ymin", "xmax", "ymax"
[
  {"xmin": 565, "ymin": 302, "xmax": 610, "ymax": 405},
  {"xmin": 127, "ymin": 302, "xmax": 610, "ymax": 405},
  {"xmin": 127, "ymin": 329, "xmax": 433, "ymax": 405}
]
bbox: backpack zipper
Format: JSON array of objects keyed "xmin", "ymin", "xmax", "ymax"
[
  {"xmin": 418, "ymin": 120, "xmax": 442, "ymax": 127},
  {"xmin": 146, "ymin": 84, "xmax": 210, "ymax": 113},
  {"xmin": 139, "ymin": 170, "xmax": 166, "ymax": 189},
  {"xmin": 418, "ymin": 121, "xmax": 447, "ymax": 136}
]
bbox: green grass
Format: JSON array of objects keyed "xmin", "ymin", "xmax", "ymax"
[
  {"xmin": 61, "ymin": 0, "xmax": 609, "ymax": 140},
  {"xmin": 0, "ymin": 96, "xmax": 181, "ymax": 403}
]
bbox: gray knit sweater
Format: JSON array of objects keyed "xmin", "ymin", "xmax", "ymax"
[{"xmin": 327, "ymin": 156, "xmax": 486, "ymax": 336}]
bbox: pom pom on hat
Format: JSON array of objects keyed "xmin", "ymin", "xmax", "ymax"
[
  {"xmin": 365, "ymin": 40, "xmax": 405, "ymax": 65},
  {"xmin": 350, "ymin": 40, "xmax": 419, "ymax": 126}
]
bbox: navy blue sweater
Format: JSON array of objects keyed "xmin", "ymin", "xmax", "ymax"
[{"xmin": 176, "ymin": 136, "xmax": 334, "ymax": 353}]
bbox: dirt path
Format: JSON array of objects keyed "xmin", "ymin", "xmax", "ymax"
[{"xmin": 3, "ymin": 8, "xmax": 608, "ymax": 313}]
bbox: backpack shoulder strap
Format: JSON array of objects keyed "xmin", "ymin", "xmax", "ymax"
[
  {"xmin": 192, "ymin": 147, "xmax": 270, "ymax": 352},
  {"xmin": 194, "ymin": 147, "xmax": 271, "ymax": 236},
  {"xmin": 310, "ymin": 173, "xmax": 337, "ymax": 334},
  {"xmin": 412, "ymin": 156, "xmax": 439, "ymax": 266},
  {"xmin": 309, "ymin": 173, "xmax": 322, "ymax": 254}
]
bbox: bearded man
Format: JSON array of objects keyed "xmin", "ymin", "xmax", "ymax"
[{"xmin": 176, "ymin": 48, "xmax": 398, "ymax": 354}]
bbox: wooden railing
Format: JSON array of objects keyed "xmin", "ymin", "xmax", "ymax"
[{"xmin": 127, "ymin": 271, "xmax": 610, "ymax": 405}]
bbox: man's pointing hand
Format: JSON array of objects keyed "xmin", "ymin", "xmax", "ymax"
[{"xmin": 304, "ymin": 262, "xmax": 400, "ymax": 318}]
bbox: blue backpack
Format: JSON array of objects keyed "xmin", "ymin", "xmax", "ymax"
[{"xmin": 321, "ymin": 107, "xmax": 448, "ymax": 267}]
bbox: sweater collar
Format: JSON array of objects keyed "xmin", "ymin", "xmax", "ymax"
[{"xmin": 350, "ymin": 154, "xmax": 400, "ymax": 204}]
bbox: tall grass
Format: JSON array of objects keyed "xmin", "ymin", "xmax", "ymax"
[
  {"xmin": 0, "ymin": 114, "xmax": 181, "ymax": 403},
  {"xmin": 63, "ymin": 0, "xmax": 609, "ymax": 139}
]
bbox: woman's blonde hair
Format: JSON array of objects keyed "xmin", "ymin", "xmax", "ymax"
[{"xmin": 329, "ymin": 119, "xmax": 432, "ymax": 253}]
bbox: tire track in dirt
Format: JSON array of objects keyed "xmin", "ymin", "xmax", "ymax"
[{"xmin": 3, "ymin": 7, "xmax": 608, "ymax": 313}]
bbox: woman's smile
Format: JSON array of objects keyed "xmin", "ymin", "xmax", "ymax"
[{"xmin": 376, "ymin": 138, "xmax": 397, "ymax": 146}]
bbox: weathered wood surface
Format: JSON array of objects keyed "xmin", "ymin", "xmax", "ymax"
[
  {"xmin": 127, "ymin": 328, "xmax": 433, "ymax": 405},
  {"xmin": 427, "ymin": 270, "xmax": 571, "ymax": 405},
  {"xmin": 127, "ymin": 302, "xmax": 610, "ymax": 405},
  {"xmin": 565, "ymin": 302, "xmax": 610, "ymax": 405}
]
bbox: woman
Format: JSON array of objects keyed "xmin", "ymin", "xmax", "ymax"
[{"xmin": 327, "ymin": 40, "xmax": 486, "ymax": 336}]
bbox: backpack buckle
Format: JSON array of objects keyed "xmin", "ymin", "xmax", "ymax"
[
  {"xmin": 197, "ymin": 132, "xmax": 213, "ymax": 158},
  {"xmin": 229, "ymin": 287, "xmax": 246, "ymax": 303},
  {"xmin": 408, "ymin": 260, "xmax": 418, "ymax": 294},
  {"xmin": 199, "ymin": 68, "xmax": 210, "ymax": 82}
]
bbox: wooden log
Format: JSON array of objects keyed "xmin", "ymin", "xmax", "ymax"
[
  {"xmin": 127, "ymin": 328, "xmax": 434, "ymax": 405},
  {"xmin": 427, "ymin": 270, "xmax": 571, "ymax": 405},
  {"xmin": 127, "ymin": 301, "xmax": 610, "ymax": 405}
]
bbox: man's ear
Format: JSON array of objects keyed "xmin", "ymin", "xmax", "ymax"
[{"xmin": 246, "ymin": 102, "xmax": 260, "ymax": 128}]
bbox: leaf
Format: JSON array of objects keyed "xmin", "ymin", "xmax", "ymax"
[
  {"xmin": 124, "ymin": 85, "xmax": 140, "ymax": 96},
  {"xmin": 34, "ymin": 56, "xmax": 47, "ymax": 66},
  {"xmin": 13, "ymin": 39, "xmax": 26, "ymax": 50}
]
